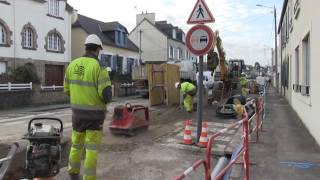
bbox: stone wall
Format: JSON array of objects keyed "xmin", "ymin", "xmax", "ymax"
[
  {"xmin": 0, "ymin": 84, "xmax": 69, "ymax": 110},
  {"xmin": 0, "ymin": 91, "xmax": 33, "ymax": 109},
  {"xmin": 31, "ymin": 84, "xmax": 69, "ymax": 105}
]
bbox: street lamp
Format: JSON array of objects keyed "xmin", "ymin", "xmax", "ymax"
[{"xmin": 256, "ymin": 4, "xmax": 278, "ymax": 89}]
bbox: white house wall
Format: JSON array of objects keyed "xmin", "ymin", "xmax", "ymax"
[
  {"xmin": 281, "ymin": 0, "xmax": 320, "ymax": 145},
  {"xmin": 0, "ymin": 0, "xmax": 72, "ymax": 62},
  {"xmin": 167, "ymin": 39, "xmax": 197, "ymax": 62},
  {"xmin": 129, "ymin": 20, "xmax": 167, "ymax": 62},
  {"xmin": 0, "ymin": 1, "xmax": 14, "ymax": 57}
]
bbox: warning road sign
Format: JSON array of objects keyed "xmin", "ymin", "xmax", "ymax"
[
  {"xmin": 186, "ymin": 24, "xmax": 214, "ymax": 56},
  {"xmin": 187, "ymin": 0, "xmax": 215, "ymax": 24}
]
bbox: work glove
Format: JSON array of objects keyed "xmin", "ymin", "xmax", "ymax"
[
  {"xmin": 103, "ymin": 86, "xmax": 112, "ymax": 103},
  {"xmin": 183, "ymin": 94, "xmax": 187, "ymax": 99}
]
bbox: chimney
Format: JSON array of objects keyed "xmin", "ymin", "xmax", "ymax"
[{"xmin": 136, "ymin": 12, "xmax": 155, "ymax": 25}]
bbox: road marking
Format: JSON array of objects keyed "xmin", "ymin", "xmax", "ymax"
[
  {"xmin": 1, "ymin": 113, "xmax": 71, "ymax": 126},
  {"xmin": 280, "ymin": 161, "xmax": 320, "ymax": 169},
  {"xmin": 0, "ymin": 112, "xmax": 55, "ymax": 123}
]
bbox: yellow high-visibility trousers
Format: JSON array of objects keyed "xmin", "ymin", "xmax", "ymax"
[
  {"xmin": 68, "ymin": 130, "xmax": 102, "ymax": 180},
  {"xmin": 184, "ymin": 94, "xmax": 194, "ymax": 112},
  {"xmin": 242, "ymin": 87, "xmax": 247, "ymax": 97}
]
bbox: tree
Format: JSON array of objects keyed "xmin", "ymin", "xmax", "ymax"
[{"xmin": 11, "ymin": 63, "xmax": 39, "ymax": 83}]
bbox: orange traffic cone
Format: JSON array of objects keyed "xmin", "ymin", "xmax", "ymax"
[
  {"xmin": 198, "ymin": 122, "xmax": 209, "ymax": 148},
  {"xmin": 183, "ymin": 120, "xmax": 193, "ymax": 145}
]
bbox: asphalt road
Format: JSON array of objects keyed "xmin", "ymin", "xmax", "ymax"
[{"xmin": 0, "ymin": 97, "xmax": 149, "ymax": 144}]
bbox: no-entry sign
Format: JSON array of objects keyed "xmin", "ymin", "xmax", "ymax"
[{"xmin": 186, "ymin": 24, "xmax": 214, "ymax": 56}]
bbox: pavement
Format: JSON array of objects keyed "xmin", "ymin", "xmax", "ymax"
[{"xmin": 249, "ymin": 88, "xmax": 320, "ymax": 180}]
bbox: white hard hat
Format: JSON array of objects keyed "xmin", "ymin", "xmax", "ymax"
[
  {"xmin": 106, "ymin": 67, "xmax": 112, "ymax": 72},
  {"xmin": 85, "ymin": 34, "xmax": 103, "ymax": 47},
  {"xmin": 175, "ymin": 82, "xmax": 180, "ymax": 89},
  {"xmin": 241, "ymin": 72, "xmax": 246, "ymax": 75}
]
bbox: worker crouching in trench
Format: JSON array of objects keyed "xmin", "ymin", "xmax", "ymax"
[{"xmin": 175, "ymin": 82, "xmax": 197, "ymax": 113}]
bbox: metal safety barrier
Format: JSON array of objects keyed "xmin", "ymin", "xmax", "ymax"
[
  {"xmin": 175, "ymin": 88, "xmax": 266, "ymax": 180},
  {"xmin": 0, "ymin": 142, "xmax": 20, "ymax": 180}
]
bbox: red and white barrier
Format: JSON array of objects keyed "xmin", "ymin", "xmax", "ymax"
[{"xmin": 175, "ymin": 90, "xmax": 266, "ymax": 180}]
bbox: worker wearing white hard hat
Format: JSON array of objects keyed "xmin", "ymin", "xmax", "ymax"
[
  {"xmin": 240, "ymin": 72, "xmax": 248, "ymax": 97},
  {"xmin": 175, "ymin": 81, "xmax": 196, "ymax": 113},
  {"xmin": 85, "ymin": 34, "xmax": 103, "ymax": 48},
  {"xmin": 65, "ymin": 34, "xmax": 112, "ymax": 180}
]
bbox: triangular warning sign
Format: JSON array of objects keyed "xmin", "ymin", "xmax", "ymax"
[{"xmin": 187, "ymin": 0, "xmax": 215, "ymax": 24}]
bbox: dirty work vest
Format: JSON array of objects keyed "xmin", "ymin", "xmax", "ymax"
[
  {"xmin": 64, "ymin": 57, "xmax": 111, "ymax": 112},
  {"xmin": 181, "ymin": 82, "xmax": 196, "ymax": 94},
  {"xmin": 240, "ymin": 77, "xmax": 247, "ymax": 87}
]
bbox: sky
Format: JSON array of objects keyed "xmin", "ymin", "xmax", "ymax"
[{"xmin": 68, "ymin": 0, "xmax": 283, "ymax": 66}]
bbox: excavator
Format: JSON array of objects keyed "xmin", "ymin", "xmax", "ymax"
[{"xmin": 207, "ymin": 31, "xmax": 247, "ymax": 118}]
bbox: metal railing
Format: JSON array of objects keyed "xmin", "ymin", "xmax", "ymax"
[
  {"xmin": 0, "ymin": 142, "xmax": 20, "ymax": 180},
  {"xmin": 40, "ymin": 85, "xmax": 64, "ymax": 91},
  {"xmin": 0, "ymin": 82, "xmax": 32, "ymax": 91},
  {"xmin": 175, "ymin": 88, "xmax": 266, "ymax": 180}
]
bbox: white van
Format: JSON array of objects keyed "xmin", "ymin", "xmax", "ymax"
[{"xmin": 196, "ymin": 71, "xmax": 215, "ymax": 88}]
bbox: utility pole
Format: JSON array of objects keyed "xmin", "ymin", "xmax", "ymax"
[
  {"xmin": 139, "ymin": 30, "xmax": 142, "ymax": 64},
  {"xmin": 274, "ymin": 5, "xmax": 278, "ymax": 91},
  {"xmin": 256, "ymin": 4, "xmax": 278, "ymax": 89}
]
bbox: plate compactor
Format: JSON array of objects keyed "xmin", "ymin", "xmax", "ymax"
[{"xmin": 109, "ymin": 103, "xmax": 149, "ymax": 136}]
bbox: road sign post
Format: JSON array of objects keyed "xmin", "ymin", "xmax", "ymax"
[
  {"xmin": 186, "ymin": 0, "xmax": 215, "ymax": 143},
  {"xmin": 197, "ymin": 55, "xmax": 204, "ymax": 142}
]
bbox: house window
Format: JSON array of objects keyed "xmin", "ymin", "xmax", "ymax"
[
  {"xmin": 173, "ymin": 48, "xmax": 176, "ymax": 59},
  {"xmin": 169, "ymin": 46, "xmax": 173, "ymax": 59},
  {"xmin": 0, "ymin": 24, "xmax": 6, "ymax": 45},
  {"xmin": 45, "ymin": 29, "xmax": 65, "ymax": 53},
  {"xmin": 0, "ymin": 62, "xmax": 6, "ymax": 74},
  {"xmin": 21, "ymin": 23, "xmax": 38, "ymax": 49},
  {"xmin": 100, "ymin": 54, "xmax": 112, "ymax": 67},
  {"xmin": 172, "ymin": 29, "xmax": 176, "ymax": 39},
  {"xmin": 126, "ymin": 58, "xmax": 135, "ymax": 74},
  {"xmin": 177, "ymin": 48, "xmax": 180, "ymax": 60},
  {"xmin": 295, "ymin": 46, "xmax": 300, "ymax": 88},
  {"xmin": 117, "ymin": 31, "xmax": 121, "ymax": 45},
  {"xmin": 123, "ymin": 33, "xmax": 127, "ymax": 46},
  {"xmin": 24, "ymin": 28, "xmax": 33, "ymax": 48},
  {"xmin": 48, "ymin": 33, "xmax": 60, "ymax": 51},
  {"xmin": 0, "ymin": 18, "xmax": 12, "ymax": 47},
  {"xmin": 294, "ymin": 0, "xmax": 301, "ymax": 19},
  {"xmin": 48, "ymin": 0, "xmax": 59, "ymax": 17},
  {"xmin": 117, "ymin": 56, "xmax": 123, "ymax": 74},
  {"xmin": 182, "ymin": 33, "xmax": 186, "ymax": 43},
  {"xmin": 302, "ymin": 34, "xmax": 310, "ymax": 87}
]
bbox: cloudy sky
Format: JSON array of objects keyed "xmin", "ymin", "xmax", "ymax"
[{"xmin": 68, "ymin": 0, "xmax": 283, "ymax": 66}]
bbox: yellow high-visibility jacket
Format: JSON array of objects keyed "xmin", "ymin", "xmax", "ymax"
[{"xmin": 64, "ymin": 54, "xmax": 111, "ymax": 112}]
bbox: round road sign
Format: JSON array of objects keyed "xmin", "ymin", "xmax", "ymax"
[{"xmin": 186, "ymin": 24, "xmax": 214, "ymax": 56}]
